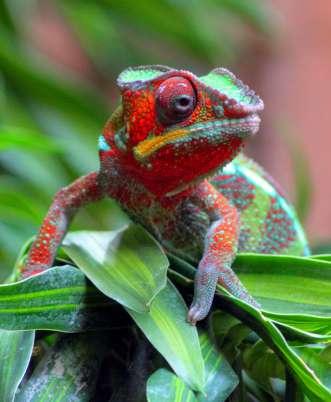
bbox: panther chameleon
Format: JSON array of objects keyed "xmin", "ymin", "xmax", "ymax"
[{"xmin": 22, "ymin": 65, "xmax": 309, "ymax": 324}]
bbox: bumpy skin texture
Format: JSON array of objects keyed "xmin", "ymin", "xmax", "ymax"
[{"xmin": 23, "ymin": 65, "xmax": 309, "ymax": 324}]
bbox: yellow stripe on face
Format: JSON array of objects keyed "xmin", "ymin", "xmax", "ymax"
[{"xmin": 133, "ymin": 127, "xmax": 189, "ymax": 161}]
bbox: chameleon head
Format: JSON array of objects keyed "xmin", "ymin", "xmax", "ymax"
[{"xmin": 110, "ymin": 65, "xmax": 264, "ymax": 197}]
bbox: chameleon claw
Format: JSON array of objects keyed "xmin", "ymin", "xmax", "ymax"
[{"xmin": 187, "ymin": 302, "xmax": 209, "ymax": 325}]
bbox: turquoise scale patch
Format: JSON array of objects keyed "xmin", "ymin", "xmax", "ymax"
[
  {"xmin": 200, "ymin": 72, "xmax": 250, "ymax": 104},
  {"xmin": 117, "ymin": 65, "xmax": 172, "ymax": 87},
  {"xmin": 98, "ymin": 135, "xmax": 111, "ymax": 152}
]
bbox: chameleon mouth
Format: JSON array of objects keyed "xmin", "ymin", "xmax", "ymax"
[{"xmin": 133, "ymin": 113, "xmax": 260, "ymax": 163}]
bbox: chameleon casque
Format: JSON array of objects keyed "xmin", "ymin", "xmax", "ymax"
[{"xmin": 23, "ymin": 65, "xmax": 309, "ymax": 324}]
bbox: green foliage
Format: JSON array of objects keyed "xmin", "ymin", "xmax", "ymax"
[
  {"xmin": 0, "ymin": 266, "xmax": 116, "ymax": 332},
  {"xmin": 1, "ymin": 1, "xmax": 328, "ymax": 401},
  {"xmin": 234, "ymin": 253, "xmax": 331, "ymax": 315},
  {"xmin": 0, "ymin": 227, "xmax": 331, "ymax": 400},
  {"xmin": 0, "ymin": 0, "xmax": 275, "ymax": 273},
  {"xmin": 63, "ymin": 226, "xmax": 168, "ymax": 313},
  {"xmin": 0, "ymin": 330, "xmax": 34, "ymax": 401},
  {"xmin": 128, "ymin": 280, "xmax": 204, "ymax": 392}
]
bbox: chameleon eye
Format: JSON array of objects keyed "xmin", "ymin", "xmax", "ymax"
[{"xmin": 156, "ymin": 77, "xmax": 196, "ymax": 125}]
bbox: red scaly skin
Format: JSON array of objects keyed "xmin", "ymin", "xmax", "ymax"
[{"xmin": 23, "ymin": 65, "xmax": 265, "ymax": 324}]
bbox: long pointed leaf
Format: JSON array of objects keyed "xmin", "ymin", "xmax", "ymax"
[
  {"xmin": 171, "ymin": 255, "xmax": 331, "ymax": 401},
  {"xmin": 146, "ymin": 332, "xmax": 238, "ymax": 401},
  {"xmin": 0, "ymin": 126, "xmax": 60, "ymax": 152},
  {"xmin": 233, "ymin": 253, "xmax": 331, "ymax": 315},
  {"xmin": 147, "ymin": 369, "xmax": 198, "ymax": 402},
  {"xmin": 198, "ymin": 332, "xmax": 238, "ymax": 401},
  {"xmin": 0, "ymin": 265, "xmax": 117, "ymax": 332},
  {"xmin": 129, "ymin": 280, "xmax": 205, "ymax": 392},
  {"xmin": 0, "ymin": 330, "xmax": 34, "ymax": 401},
  {"xmin": 63, "ymin": 226, "xmax": 168, "ymax": 313}
]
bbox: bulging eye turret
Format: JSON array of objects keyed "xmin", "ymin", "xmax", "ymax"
[{"xmin": 156, "ymin": 77, "xmax": 196, "ymax": 125}]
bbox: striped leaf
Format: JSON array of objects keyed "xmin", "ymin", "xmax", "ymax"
[
  {"xmin": 215, "ymin": 293, "xmax": 331, "ymax": 401},
  {"xmin": 0, "ymin": 330, "xmax": 34, "ymax": 401},
  {"xmin": 62, "ymin": 225, "xmax": 168, "ymax": 313},
  {"xmin": 266, "ymin": 312, "xmax": 331, "ymax": 339},
  {"xmin": 198, "ymin": 332, "xmax": 238, "ymax": 401},
  {"xmin": 0, "ymin": 126, "xmax": 60, "ymax": 152},
  {"xmin": 170, "ymin": 254, "xmax": 331, "ymax": 401},
  {"xmin": 128, "ymin": 281, "xmax": 204, "ymax": 392},
  {"xmin": 169, "ymin": 252, "xmax": 331, "ymax": 317},
  {"xmin": 294, "ymin": 345, "xmax": 331, "ymax": 391},
  {"xmin": 15, "ymin": 333, "xmax": 107, "ymax": 401},
  {"xmin": 147, "ymin": 369, "xmax": 198, "ymax": 402},
  {"xmin": 147, "ymin": 334, "xmax": 238, "ymax": 402},
  {"xmin": 233, "ymin": 253, "xmax": 331, "ymax": 316},
  {"xmin": 0, "ymin": 265, "xmax": 117, "ymax": 332}
]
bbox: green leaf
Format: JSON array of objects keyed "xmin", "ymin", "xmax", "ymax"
[
  {"xmin": 243, "ymin": 340, "xmax": 284, "ymax": 398},
  {"xmin": 294, "ymin": 346, "xmax": 331, "ymax": 392},
  {"xmin": 147, "ymin": 368, "xmax": 198, "ymax": 402},
  {"xmin": 129, "ymin": 280, "xmax": 204, "ymax": 392},
  {"xmin": 103, "ymin": 0, "xmax": 217, "ymax": 62},
  {"xmin": 171, "ymin": 255, "xmax": 331, "ymax": 401},
  {"xmin": 0, "ymin": 265, "xmax": 118, "ymax": 332},
  {"xmin": 216, "ymin": 294, "xmax": 331, "ymax": 401},
  {"xmin": 146, "ymin": 332, "xmax": 237, "ymax": 400},
  {"xmin": 62, "ymin": 225, "xmax": 168, "ymax": 313},
  {"xmin": 0, "ymin": 330, "xmax": 34, "ymax": 401},
  {"xmin": 197, "ymin": 332, "xmax": 238, "ymax": 401},
  {"xmin": 0, "ymin": 150, "xmax": 69, "ymax": 197},
  {"xmin": 0, "ymin": 126, "xmax": 60, "ymax": 152},
  {"xmin": 170, "ymin": 252, "xmax": 331, "ymax": 343},
  {"xmin": 15, "ymin": 333, "xmax": 107, "ymax": 401},
  {"xmin": 0, "ymin": 26, "xmax": 107, "ymax": 124},
  {"xmin": 311, "ymin": 253, "xmax": 331, "ymax": 262},
  {"xmin": 233, "ymin": 253, "xmax": 331, "ymax": 316},
  {"xmin": 265, "ymin": 312, "xmax": 331, "ymax": 338}
]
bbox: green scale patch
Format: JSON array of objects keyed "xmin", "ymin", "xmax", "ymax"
[
  {"xmin": 118, "ymin": 65, "xmax": 172, "ymax": 86},
  {"xmin": 200, "ymin": 71, "xmax": 251, "ymax": 105}
]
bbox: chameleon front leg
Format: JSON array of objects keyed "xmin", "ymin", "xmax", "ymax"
[
  {"xmin": 187, "ymin": 181, "xmax": 258, "ymax": 325},
  {"xmin": 22, "ymin": 172, "xmax": 106, "ymax": 277}
]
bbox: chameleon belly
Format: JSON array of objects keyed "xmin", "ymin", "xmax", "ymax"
[{"xmin": 212, "ymin": 154, "xmax": 310, "ymax": 256}]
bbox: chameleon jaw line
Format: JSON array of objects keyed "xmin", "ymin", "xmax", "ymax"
[
  {"xmin": 133, "ymin": 114, "xmax": 260, "ymax": 163},
  {"xmin": 133, "ymin": 127, "xmax": 189, "ymax": 162}
]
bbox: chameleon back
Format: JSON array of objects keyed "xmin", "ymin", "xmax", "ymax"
[{"xmin": 212, "ymin": 154, "xmax": 310, "ymax": 256}]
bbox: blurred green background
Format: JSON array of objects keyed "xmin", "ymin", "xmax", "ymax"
[{"xmin": 0, "ymin": 0, "xmax": 297, "ymax": 277}]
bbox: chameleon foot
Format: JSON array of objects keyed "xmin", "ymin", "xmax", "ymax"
[
  {"xmin": 187, "ymin": 302, "xmax": 209, "ymax": 325},
  {"xmin": 187, "ymin": 263, "xmax": 218, "ymax": 325}
]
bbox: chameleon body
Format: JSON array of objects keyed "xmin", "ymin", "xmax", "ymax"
[{"xmin": 23, "ymin": 65, "xmax": 309, "ymax": 324}]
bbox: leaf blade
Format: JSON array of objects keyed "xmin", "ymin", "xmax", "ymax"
[
  {"xmin": 63, "ymin": 225, "xmax": 168, "ymax": 313},
  {"xmin": 198, "ymin": 332, "xmax": 238, "ymax": 401},
  {"xmin": 0, "ymin": 330, "xmax": 34, "ymax": 402},
  {"xmin": 233, "ymin": 253, "xmax": 331, "ymax": 316},
  {"xmin": 147, "ymin": 368, "xmax": 198, "ymax": 402},
  {"xmin": 129, "ymin": 280, "xmax": 205, "ymax": 392},
  {"xmin": 0, "ymin": 266, "xmax": 117, "ymax": 332}
]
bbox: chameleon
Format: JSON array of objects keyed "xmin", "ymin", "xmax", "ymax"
[{"xmin": 22, "ymin": 65, "xmax": 309, "ymax": 324}]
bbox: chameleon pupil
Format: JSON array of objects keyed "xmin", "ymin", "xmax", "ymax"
[{"xmin": 175, "ymin": 95, "xmax": 192, "ymax": 111}]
